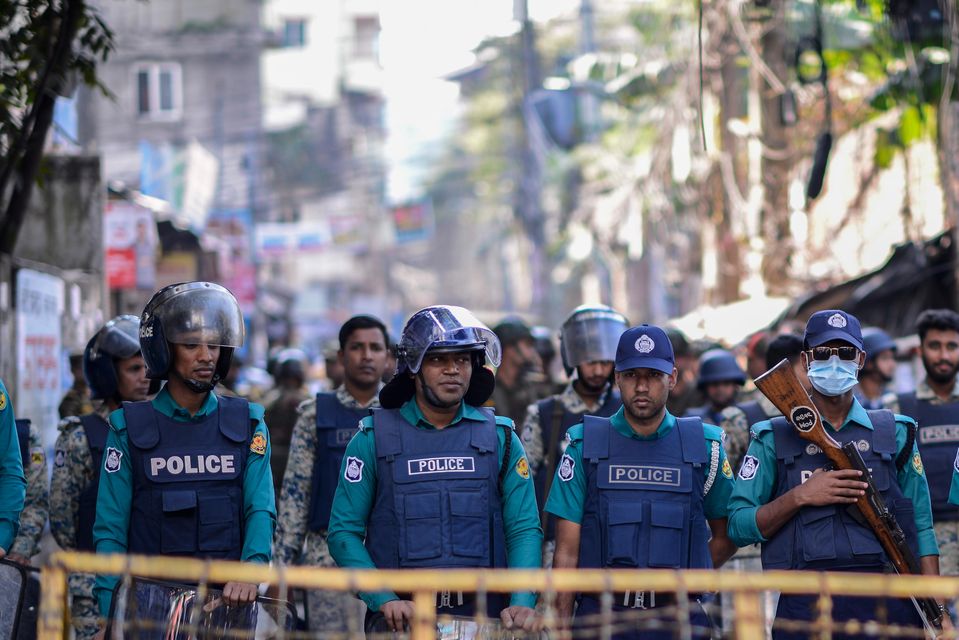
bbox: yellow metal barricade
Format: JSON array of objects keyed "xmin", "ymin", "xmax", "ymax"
[{"xmin": 35, "ymin": 551, "xmax": 959, "ymax": 639}]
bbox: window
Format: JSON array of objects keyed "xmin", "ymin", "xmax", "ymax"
[
  {"xmin": 352, "ymin": 16, "xmax": 379, "ymax": 60},
  {"xmin": 282, "ymin": 19, "xmax": 307, "ymax": 48},
  {"xmin": 134, "ymin": 63, "xmax": 182, "ymax": 121}
]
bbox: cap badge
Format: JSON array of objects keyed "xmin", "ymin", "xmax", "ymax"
[
  {"xmin": 635, "ymin": 335, "xmax": 655, "ymax": 354},
  {"xmin": 827, "ymin": 313, "xmax": 847, "ymax": 328}
]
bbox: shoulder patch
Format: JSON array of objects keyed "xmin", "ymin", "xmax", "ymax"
[
  {"xmin": 515, "ymin": 456, "xmax": 530, "ymax": 479},
  {"xmin": 721, "ymin": 457, "xmax": 733, "ymax": 479},
  {"xmin": 54, "ymin": 449, "xmax": 66, "ymax": 468},
  {"xmin": 344, "ymin": 456, "xmax": 364, "ymax": 483},
  {"xmin": 912, "ymin": 452, "xmax": 924, "ymax": 475},
  {"xmin": 558, "ymin": 453, "xmax": 575, "ymax": 482},
  {"xmin": 30, "ymin": 447, "xmax": 44, "ymax": 467},
  {"xmin": 250, "ymin": 432, "xmax": 267, "ymax": 455},
  {"xmin": 104, "ymin": 447, "xmax": 123, "ymax": 473},
  {"xmin": 739, "ymin": 454, "xmax": 760, "ymax": 480},
  {"xmin": 0, "ymin": 390, "xmax": 6, "ymax": 411}
]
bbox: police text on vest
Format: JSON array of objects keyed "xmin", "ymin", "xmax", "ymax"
[
  {"xmin": 150, "ymin": 454, "xmax": 236, "ymax": 476},
  {"xmin": 407, "ymin": 456, "xmax": 476, "ymax": 475},
  {"xmin": 607, "ymin": 465, "xmax": 680, "ymax": 486}
]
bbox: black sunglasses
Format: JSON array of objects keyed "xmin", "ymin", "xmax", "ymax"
[{"xmin": 807, "ymin": 346, "xmax": 860, "ymax": 361}]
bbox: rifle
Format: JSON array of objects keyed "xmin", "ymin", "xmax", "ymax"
[{"xmin": 754, "ymin": 359, "xmax": 945, "ymax": 634}]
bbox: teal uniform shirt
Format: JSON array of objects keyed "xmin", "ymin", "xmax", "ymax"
[
  {"xmin": 326, "ymin": 399, "xmax": 543, "ymax": 612},
  {"xmin": 93, "ymin": 387, "xmax": 277, "ymax": 616},
  {"xmin": 727, "ymin": 399, "xmax": 938, "ymax": 556},
  {"xmin": 544, "ymin": 408, "xmax": 734, "ymax": 525},
  {"xmin": 0, "ymin": 379, "xmax": 26, "ymax": 552}
]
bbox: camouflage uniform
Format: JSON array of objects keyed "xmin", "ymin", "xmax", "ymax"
[
  {"xmin": 884, "ymin": 379, "xmax": 959, "ymax": 576},
  {"xmin": 272, "ymin": 386, "xmax": 378, "ymax": 632},
  {"xmin": 520, "ymin": 381, "xmax": 613, "ymax": 567},
  {"xmin": 9, "ymin": 419, "xmax": 48, "ymax": 560},
  {"xmin": 49, "ymin": 404, "xmax": 111, "ymax": 639},
  {"xmin": 717, "ymin": 394, "xmax": 780, "ymax": 475},
  {"xmin": 58, "ymin": 385, "xmax": 93, "ymax": 420}
]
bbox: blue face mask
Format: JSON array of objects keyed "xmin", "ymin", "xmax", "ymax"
[{"xmin": 807, "ymin": 354, "xmax": 859, "ymax": 396}]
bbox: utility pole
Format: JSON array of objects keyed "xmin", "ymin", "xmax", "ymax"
[
  {"xmin": 579, "ymin": 0, "xmax": 599, "ymax": 143},
  {"xmin": 758, "ymin": 0, "xmax": 792, "ymax": 295},
  {"xmin": 514, "ymin": 0, "xmax": 546, "ymax": 312}
]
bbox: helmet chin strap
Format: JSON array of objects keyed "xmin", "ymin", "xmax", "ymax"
[{"xmin": 174, "ymin": 370, "xmax": 219, "ymax": 394}]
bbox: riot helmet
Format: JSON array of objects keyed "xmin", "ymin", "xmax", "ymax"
[
  {"xmin": 559, "ymin": 305, "xmax": 629, "ymax": 374},
  {"xmin": 139, "ymin": 282, "xmax": 244, "ymax": 392},
  {"xmin": 862, "ymin": 327, "xmax": 897, "ymax": 362},
  {"xmin": 84, "ymin": 315, "xmax": 142, "ymax": 401},
  {"xmin": 696, "ymin": 348, "xmax": 746, "ymax": 388},
  {"xmin": 380, "ymin": 305, "xmax": 501, "ymax": 409},
  {"xmin": 273, "ymin": 348, "xmax": 308, "ymax": 385}
]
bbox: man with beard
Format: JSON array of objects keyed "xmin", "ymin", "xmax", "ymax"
[
  {"xmin": 93, "ymin": 283, "xmax": 276, "ymax": 623},
  {"xmin": 328, "ymin": 306, "xmax": 542, "ymax": 633},
  {"xmin": 547, "ymin": 324, "xmax": 736, "ymax": 639},
  {"xmin": 520, "ymin": 305, "xmax": 627, "ymax": 565},
  {"xmin": 272, "ymin": 315, "xmax": 390, "ymax": 632},
  {"xmin": 855, "ymin": 327, "xmax": 898, "ymax": 410},
  {"xmin": 886, "ymin": 309, "xmax": 959, "ymax": 577}
]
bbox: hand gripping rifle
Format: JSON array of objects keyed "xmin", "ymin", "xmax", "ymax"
[{"xmin": 754, "ymin": 359, "xmax": 945, "ymax": 635}]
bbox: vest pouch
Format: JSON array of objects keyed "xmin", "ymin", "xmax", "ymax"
[
  {"xmin": 198, "ymin": 491, "xmax": 238, "ymax": 553},
  {"xmin": 798, "ymin": 505, "xmax": 837, "ymax": 563},
  {"xmin": 605, "ymin": 500, "xmax": 643, "ymax": 568},
  {"xmin": 400, "ymin": 492, "xmax": 442, "ymax": 562},
  {"xmin": 892, "ymin": 497, "xmax": 918, "ymax": 550},
  {"xmin": 841, "ymin": 509, "xmax": 884, "ymax": 559},
  {"xmin": 647, "ymin": 502, "xmax": 687, "ymax": 568},
  {"xmin": 160, "ymin": 490, "xmax": 197, "ymax": 554},
  {"xmin": 450, "ymin": 491, "xmax": 488, "ymax": 560}
]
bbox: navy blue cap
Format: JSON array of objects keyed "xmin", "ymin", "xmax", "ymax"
[
  {"xmin": 615, "ymin": 324, "xmax": 675, "ymax": 374},
  {"xmin": 804, "ymin": 310, "xmax": 863, "ymax": 351},
  {"xmin": 861, "ymin": 327, "xmax": 896, "ymax": 360}
]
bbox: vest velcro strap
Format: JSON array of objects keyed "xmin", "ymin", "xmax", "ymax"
[
  {"xmin": 582, "ymin": 416, "xmax": 610, "ymax": 463},
  {"xmin": 217, "ymin": 396, "xmax": 251, "ymax": 444},
  {"xmin": 771, "ymin": 416, "xmax": 804, "ymax": 464},
  {"xmin": 124, "ymin": 400, "xmax": 160, "ymax": 449},
  {"xmin": 372, "ymin": 408, "xmax": 402, "ymax": 459},
  {"xmin": 675, "ymin": 417, "xmax": 707, "ymax": 466},
  {"xmin": 470, "ymin": 408, "xmax": 497, "ymax": 453},
  {"xmin": 80, "ymin": 414, "xmax": 110, "ymax": 452},
  {"xmin": 866, "ymin": 409, "xmax": 897, "ymax": 461}
]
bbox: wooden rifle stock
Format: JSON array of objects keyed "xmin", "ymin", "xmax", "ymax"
[{"xmin": 754, "ymin": 359, "xmax": 944, "ymax": 632}]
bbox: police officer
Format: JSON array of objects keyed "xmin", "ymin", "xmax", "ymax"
[
  {"xmin": 489, "ymin": 317, "xmax": 547, "ymax": 427},
  {"xmin": 856, "ymin": 327, "xmax": 898, "ymax": 410},
  {"xmin": 686, "ymin": 348, "xmax": 763, "ymax": 426},
  {"xmin": 93, "ymin": 282, "xmax": 276, "ymax": 621},
  {"xmin": 719, "ymin": 333, "xmax": 806, "ymax": 474},
  {"xmin": 0, "ymin": 378, "xmax": 26, "ymax": 560},
  {"xmin": 546, "ymin": 324, "xmax": 736, "ymax": 639},
  {"xmin": 5, "ymin": 417, "xmax": 47, "ymax": 567},
  {"xmin": 727, "ymin": 310, "xmax": 939, "ymax": 638},
  {"xmin": 327, "ymin": 306, "xmax": 542, "ymax": 633},
  {"xmin": 520, "ymin": 305, "xmax": 627, "ymax": 564},
  {"xmin": 885, "ymin": 309, "xmax": 959, "ymax": 578},
  {"xmin": 262, "ymin": 348, "xmax": 311, "ymax": 497},
  {"xmin": 273, "ymin": 315, "xmax": 390, "ymax": 632},
  {"xmin": 49, "ymin": 316, "xmax": 149, "ymax": 639}
]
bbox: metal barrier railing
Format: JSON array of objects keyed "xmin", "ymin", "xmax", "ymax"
[{"xmin": 35, "ymin": 551, "xmax": 959, "ymax": 639}]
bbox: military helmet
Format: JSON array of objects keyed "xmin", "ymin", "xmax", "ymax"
[
  {"xmin": 139, "ymin": 282, "xmax": 244, "ymax": 385},
  {"xmin": 381, "ymin": 305, "xmax": 500, "ymax": 409},
  {"xmin": 861, "ymin": 327, "xmax": 897, "ymax": 362},
  {"xmin": 696, "ymin": 348, "xmax": 746, "ymax": 388},
  {"xmin": 559, "ymin": 304, "xmax": 629, "ymax": 373},
  {"xmin": 84, "ymin": 315, "xmax": 142, "ymax": 400}
]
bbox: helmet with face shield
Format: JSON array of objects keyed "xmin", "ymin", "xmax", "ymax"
[
  {"xmin": 84, "ymin": 315, "xmax": 142, "ymax": 400},
  {"xmin": 560, "ymin": 305, "xmax": 629, "ymax": 374},
  {"xmin": 139, "ymin": 282, "xmax": 244, "ymax": 391},
  {"xmin": 380, "ymin": 305, "xmax": 501, "ymax": 409}
]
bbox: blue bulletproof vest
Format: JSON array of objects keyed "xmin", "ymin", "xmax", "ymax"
[
  {"xmin": 578, "ymin": 415, "xmax": 711, "ymax": 570},
  {"xmin": 15, "ymin": 419, "xmax": 29, "ymax": 471},
  {"xmin": 535, "ymin": 391, "xmax": 621, "ymax": 540},
  {"xmin": 308, "ymin": 392, "xmax": 369, "ymax": 531},
  {"xmin": 124, "ymin": 396, "xmax": 250, "ymax": 559},
  {"xmin": 761, "ymin": 411, "xmax": 918, "ymax": 571},
  {"xmin": 898, "ymin": 392, "xmax": 959, "ymax": 520},
  {"xmin": 77, "ymin": 413, "xmax": 110, "ymax": 551},
  {"xmin": 365, "ymin": 407, "xmax": 508, "ymax": 571}
]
